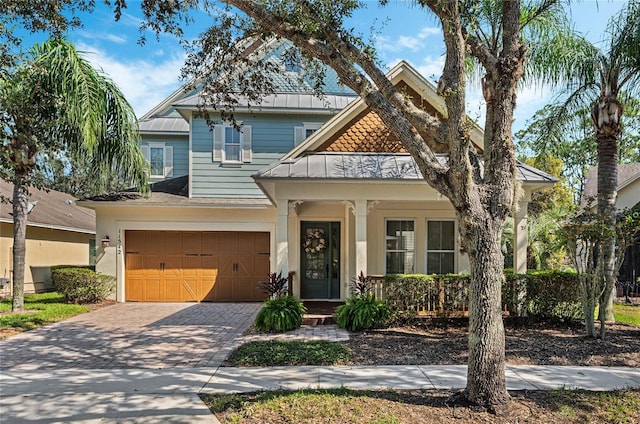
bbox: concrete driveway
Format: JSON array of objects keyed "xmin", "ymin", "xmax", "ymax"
[{"xmin": 0, "ymin": 302, "xmax": 262, "ymax": 371}]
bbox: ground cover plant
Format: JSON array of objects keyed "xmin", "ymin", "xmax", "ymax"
[
  {"xmin": 224, "ymin": 340, "xmax": 351, "ymax": 367},
  {"xmin": 201, "ymin": 388, "xmax": 640, "ymax": 424},
  {"xmin": 0, "ymin": 292, "xmax": 88, "ymax": 338}
]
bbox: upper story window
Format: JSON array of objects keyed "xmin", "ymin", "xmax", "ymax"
[
  {"xmin": 141, "ymin": 142, "xmax": 173, "ymax": 178},
  {"xmin": 385, "ymin": 219, "xmax": 415, "ymax": 274},
  {"xmin": 213, "ymin": 123, "xmax": 252, "ymax": 165},
  {"xmin": 426, "ymin": 220, "xmax": 455, "ymax": 274},
  {"xmin": 294, "ymin": 123, "xmax": 322, "ymax": 146},
  {"xmin": 224, "ymin": 126, "xmax": 242, "ymax": 162}
]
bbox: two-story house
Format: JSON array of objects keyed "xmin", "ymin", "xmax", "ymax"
[{"xmin": 81, "ymin": 38, "xmax": 556, "ymax": 303}]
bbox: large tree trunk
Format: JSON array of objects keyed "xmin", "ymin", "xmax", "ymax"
[
  {"xmin": 11, "ymin": 171, "xmax": 29, "ymax": 312},
  {"xmin": 462, "ymin": 216, "xmax": 510, "ymax": 410},
  {"xmin": 592, "ymin": 94, "xmax": 622, "ymax": 338}
]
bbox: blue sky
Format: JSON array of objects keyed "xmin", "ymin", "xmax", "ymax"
[{"xmin": 16, "ymin": 1, "xmax": 627, "ymax": 132}]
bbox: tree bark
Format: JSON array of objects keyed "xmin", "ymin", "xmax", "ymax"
[
  {"xmin": 593, "ymin": 94, "xmax": 622, "ymax": 338},
  {"xmin": 11, "ymin": 171, "xmax": 29, "ymax": 312},
  {"xmin": 461, "ymin": 215, "xmax": 510, "ymax": 410}
]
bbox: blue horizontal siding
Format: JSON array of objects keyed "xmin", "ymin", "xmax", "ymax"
[
  {"xmin": 140, "ymin": 135, "xmax": 189, "ymax": 178},
  {"xmin": 190, "ymin": 112, "xmax": 332, "ymax": 198}
]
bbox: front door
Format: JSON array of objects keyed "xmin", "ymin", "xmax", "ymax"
[{"xmin": 300, "ymin": 222, "xmax": 340, "ymax": 299}]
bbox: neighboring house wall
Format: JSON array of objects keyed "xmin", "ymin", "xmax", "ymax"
[
  {"xmin": 190, "ymin": 114, "xmax": 332, "ymax": 198},
  {"xmin": 1, "ymin": 222, "xmax": 93, "ymax": 294},
  {"xmin": 617, "ymin": 178, "xmax": 640, "ymax": 210}
]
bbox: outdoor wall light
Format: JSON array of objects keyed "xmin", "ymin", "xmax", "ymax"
[{"xmin": 101, "ymin": 235, "xmax": 111, "ymax": 248}]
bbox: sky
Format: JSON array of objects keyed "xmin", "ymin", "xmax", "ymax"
[{"xmin": 15, "ymin": 0, "xmax": 628, "ymax": 133}]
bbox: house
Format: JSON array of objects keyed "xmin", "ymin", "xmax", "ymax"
[
  {"xmin": 0, "ymin": 180, "xmax": 96, "ymax": 294},
  {"xmin": 581, "ymin": 163, "xmax": 640, "ymax": 287},
  {"xmin": 80, "ymin": 38, "xmax": 556, "ymax": 303}
]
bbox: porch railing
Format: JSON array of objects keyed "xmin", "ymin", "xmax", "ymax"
[{"xmin": 369, "ymin": 274, "xmax": 511, "ymax": 317}]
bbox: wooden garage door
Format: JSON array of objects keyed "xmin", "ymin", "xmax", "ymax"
[{"xmin": 125, "ymin": 231, "xmax": 270, "ymax": 302}]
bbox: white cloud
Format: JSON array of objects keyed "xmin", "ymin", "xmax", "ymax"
[
  {"xmin": 76, "ymin": 30, "xmax": 128, "ymax": 45},
  {"xmin": 376, "ymin": 26, "xmax": 442, "ymax": 53},
  {"xmin": 76, "ymin": 42, "xmax": 186, "ymax": 117}
]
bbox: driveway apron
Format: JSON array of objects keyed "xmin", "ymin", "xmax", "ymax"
[{"xmin": 0, "ymin": 302, "xmax": 262, "ymax": 371}]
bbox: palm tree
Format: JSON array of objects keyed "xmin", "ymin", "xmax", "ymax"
[
  {"xmin": 527, "ymin": 1, "xmax": 640, "ymax": 338},
  {"xmin": 0, "ymin": 38, "xmax": 148, "ymax": 311}
]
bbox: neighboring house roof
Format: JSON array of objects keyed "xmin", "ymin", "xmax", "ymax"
[
  {"xmin": 254, "ymin": 152, "xmax": 557, "ymax": 185},
  {"xmin": 80, "ymin": 176, "xmax": 272, "ymax": 208},
  {"xmin": 580, "ymin": 163, "xmax": 640, "ymax": 208},
  {"xmin": 0, "ymin": 180, "xmax": 96, "ymax": 234}
]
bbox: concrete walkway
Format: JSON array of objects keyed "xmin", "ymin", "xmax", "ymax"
[{"xmin": 1, "ymin": 365, "xmax": 639, "ymax": 423}]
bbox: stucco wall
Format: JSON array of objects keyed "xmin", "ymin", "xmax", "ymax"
[
  {"xmin": 1, "ymin": 222, "xmax": 93, "ymax": 293},
  {"xmin": 617, "ymin": 178, "xmax": 640, "ymax": 210}
]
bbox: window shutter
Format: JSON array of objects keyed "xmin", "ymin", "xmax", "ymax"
[
  {"xmin": 164, "ymin": 146, "xmax": 173, "ymax": 177},
  {"xmin": 140, "ymin": 145, "xmax": 149, "ymax": 161},
  {"xmin": 294, "ymin": 126, "xmax": 305, "ymax": 146},
  {"xmin": 241, "ymin": 125, "xmax": 252, "ymax": 163},
  {"xmin": 213, "ymin": 126, "xmax": 223, "ymax": 162}
]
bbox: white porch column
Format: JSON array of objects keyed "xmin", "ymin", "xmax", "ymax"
[
  {"xmin": 513, "ymin": 191, "xmax": 530, "ymax": 274},
  {"xmin": 276, "ymin": 199, "xmax": 289, "ymax": 275},
  {"xmin": 354, "ymin": 200, "xmax": 368, "ymax": 276}
]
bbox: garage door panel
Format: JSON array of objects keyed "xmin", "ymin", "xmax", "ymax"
[{"xmin": 125, "ymin": 230, "xmax": 269, "ymax": 302}]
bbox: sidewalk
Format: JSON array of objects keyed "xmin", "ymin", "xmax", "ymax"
[{"xmin": 2, "ymin": 365, "xmax": 639, "ymax": 423}]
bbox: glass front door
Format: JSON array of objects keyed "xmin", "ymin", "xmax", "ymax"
[{"xmin": 300, "ymin": 222, "xmax": 340, "ymax": 299}]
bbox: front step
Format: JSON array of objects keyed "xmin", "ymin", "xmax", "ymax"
[{"xmin": 302, "ymin": 314, "xmax": 336, "ymax": 326}]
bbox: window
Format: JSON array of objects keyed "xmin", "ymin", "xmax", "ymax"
[
  {"xmin": 141, "ymin": 143, "xmax": 173, "ymax": 178},
  {"xmin": 224, "ymin": 126, "xmax": 241, "ymax": 162},
  {"xmin": 294, "ymin": 123, "xmax": 322, "ymax": 146},
  {"xmin": 426, "ymin": 220, "xmax": 455, "ymax": 274},
  {"xmin": 213, "ymin": 123, "xmax": 252, "ymax": 164},
  {"xmin": 385, "ymin": 219, "xmax": 415, "ymax": 274}
]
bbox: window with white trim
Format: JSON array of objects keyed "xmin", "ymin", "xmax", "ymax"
[
  {"xmin": 213, "ymin": 123, "xmax": 252, "ymax": 164},
  {"xmin": 426, "ymin": 220, "xmax": 455, "ymax": 274},
  {"xmin": 141, "ymin": 143, "xmax": 173, "ymax": 178},
  {"xmin": 294, "ymin": 123, "xmax": 322, "ymax": 146},
  {"xmin": 385, "ymin": 219, "xmax": 415, "ymax": 274},
  {"xmin": 224, "ymin": 126, "xmax": 241, "ymax": 162}
]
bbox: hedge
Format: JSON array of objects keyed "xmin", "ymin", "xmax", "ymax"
[
  {"xmin": 51, "ymin": 267, "xmax": 114, "ymax": 304},
  {"xmin": 380, "ymin": 270, "xmax": 581, "ymax": 321}
]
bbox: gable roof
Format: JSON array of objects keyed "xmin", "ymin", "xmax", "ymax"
[
  {"xmin": 0, "ymin": 180, "xmax": 95, "ymax": 234},
  {"xmin": 282, "ymin": 61, "xmax": 485, "ymax": 160},
  {"xmin": 580, "ymin": 163, "xmax": 640, "ymax": 207},
  {"xmin": 138, "ymin": 37, "xmax": 356, "ymax": 133}
]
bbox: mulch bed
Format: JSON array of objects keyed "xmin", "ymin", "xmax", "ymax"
[{"xmin": 343, "ymin": 319, "xmax": 640, "ymax": 367}]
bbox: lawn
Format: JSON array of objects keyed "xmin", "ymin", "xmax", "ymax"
[
  {"xmin": 201, "ymin": 388, "xmax": 640, "ymax": 424},
  {"xmin": 614, "ymin": 303, "xmax": 640, "ymax": 326},
  {"xmin": 224, "ymin": 340, "xmax": 352, "ymax": 366},
  {"xmin": 0, "ymin": 292, "xmax": 89, "ymax": 338}
]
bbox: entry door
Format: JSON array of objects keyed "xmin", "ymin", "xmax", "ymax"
[{"xmin": 300, "ymin": 222, "xmax": 340, "ymax": 299}]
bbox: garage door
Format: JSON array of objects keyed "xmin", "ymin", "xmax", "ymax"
[{"xmin": 124, "ymin": 230, "xmax": 270, "ymax": 302}]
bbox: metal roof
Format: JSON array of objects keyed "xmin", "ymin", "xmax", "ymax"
[
  {"xmin": 172, "ymin": 92, "xmax": 356, "ymax": 113},
  {"xmin": 139, "ymin": 117, "xmax": 189, "ymax": 134},
  {"xmin": 254, "ymin": 152, "xmax": 558, "ymax": 184}
]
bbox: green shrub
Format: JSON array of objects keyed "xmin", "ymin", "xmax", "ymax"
[
  {"xmin": 51, "ymin": 267, "xmax": 115, "ymax": 304},
  {"xmin": 335, "ymin": 293, "xmax": 391, "ymax": 331},
  {"xmin": 506, "ymin": 270, "xmax": 582, "ymax": 320},
  {"xmin": 50, "ymin": 264, "xmax": 96, "ymax": 272},
  {"xmin": 255, "ymin": 295, "xmax": 307, "ymax": 333}
]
